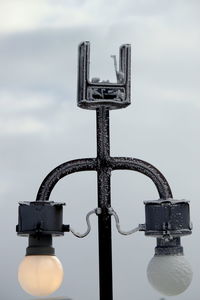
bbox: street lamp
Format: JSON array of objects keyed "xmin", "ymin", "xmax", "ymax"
[{"xmin": 16, "ymin": 41, "xmax": 193, "ymax": 299}]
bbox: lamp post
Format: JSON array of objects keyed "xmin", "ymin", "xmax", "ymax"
[{"xmin": 17, "ymin": 41, "xmax": 193, "ymax": 299}]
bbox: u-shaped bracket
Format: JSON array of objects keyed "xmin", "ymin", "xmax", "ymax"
[
  {"xmin": 77, "ymin": 41, "xmax": 131, "ymax": 110},
  {"xmin": 35, "ymin": 156, "xmax": 172, "ymax": 201}
]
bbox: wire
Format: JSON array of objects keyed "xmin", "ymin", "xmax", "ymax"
[
  {"xmin": 70, "ymin": 208, "xmax": 101, "ymax": 238},
  {"xmin": 108, "ymin": 207, "xmax": 141, "ymax": 235},
  {"xmin": 70, "ymin": 206, "xmax": 142, "ymax": 238}
]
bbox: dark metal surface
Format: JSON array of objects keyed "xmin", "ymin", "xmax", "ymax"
[
  {"xmin": 17, "ymin": 201, "xmax": 65, "ymax": 237},
  {"xmin": 35, "ymin": 158, "xmax": 172, "ymax": 202},
  {"xmin": 144, "ymin": 199, "xmax": 191, "ymax": 237},
  {"xmin": 110, "ymin": 157, "xmax": 172, "ymax": 200},
  {"xmin": 26, "ymin": 234, "xmax": 55, "ymax": 256},
  {"xmin": 77, "ymin": 41, "xmax": 131, "ymax": 110},
  {"xmin": 155, "ymin": 237, "xmax": 183, "ymax": 256},
  {"xmin": 96, "ymin": 107, "xmax": 113, "ymax": 300},
  {"xmin": 36, "ymin": 158, "xmax": 97, "ymax": 201}
]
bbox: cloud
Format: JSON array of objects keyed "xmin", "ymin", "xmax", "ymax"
[
  {"xmin": 0, "ymin": 0, "xmax": 122, "ymax": 34},
  {"xmin": 0, "ymin": 90, "xmax": 54, "ymax": 136},
  {"xmin": 0, "ymin": 0, "xmax": 89, "ymax": 34}
]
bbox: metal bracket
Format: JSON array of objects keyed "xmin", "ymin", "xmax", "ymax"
[{"xmin": 77, "ymin": 41, "xmax": 131, "ymax": 110}]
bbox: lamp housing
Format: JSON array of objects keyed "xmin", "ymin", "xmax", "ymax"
[
  {"xmin": 16, "ymin": 201, "xmax": 68, "ymax": 237},
  {"xmin": 144, "ymin": 199, "xmax": 192, "ymax": 238}
]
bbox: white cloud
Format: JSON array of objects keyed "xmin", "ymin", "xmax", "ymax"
[
  {"xmin": 0, "ymin": 89, "xmax": 93, "ymax": 138},
  {"xmin": 1, "ymin": 0, "xmax": 199, "ymax": 36},
  {"xmin": 0, "ymin": 90, "xmax": 51, "ymax": 135},
  {"xmin": 0, "ymin": 0, "xmax": 120, "ymax": 34},
  {"xmin": 0, "ymin": 0, "xmax": 91, "ymax": 34}
]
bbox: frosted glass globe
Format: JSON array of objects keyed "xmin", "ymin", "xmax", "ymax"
[
  {"xmin": 147, "ymin": 255, "xmax": 193, "ymax": 296},
  {"xmin": 18, "ymin": 255, "xmax": 64, "ymax": 296}
]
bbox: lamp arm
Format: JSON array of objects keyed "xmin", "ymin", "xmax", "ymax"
[
  {"xmin": 36, "ymin": 158, "xmax": 97, "ymax": 201},
  {"xmin": 110, "ymin": 157, "xmax": 173, "ymax": 200},
  {"xmin": 36, "ymin": 156, "xmax": 172, "ymax": 201}
]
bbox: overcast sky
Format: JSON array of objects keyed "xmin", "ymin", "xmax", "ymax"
[{"xmin": 0, "ymin": 1, "xmax": 200, "ymax": 300}]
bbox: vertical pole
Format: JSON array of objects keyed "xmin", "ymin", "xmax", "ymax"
[{"xmin": 96, "ymin": 106, "xmax": 113, "ymax": 300}]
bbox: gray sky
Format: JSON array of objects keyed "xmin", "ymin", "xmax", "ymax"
[{"xmin": 0, "ymin": 1, "xmax": 200, "ymax": 300}]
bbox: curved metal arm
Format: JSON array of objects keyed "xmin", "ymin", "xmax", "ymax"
[
  {"xmin": 110, "ymin": 157, "xmax": 172, "ymax": 200},
  {"xmin": 36, "ymin": 158, "xmax": 97, "ymax": 201},
  {"xmin": 36, "ymin": 156, "xmax": 172, "ymax": 201}
]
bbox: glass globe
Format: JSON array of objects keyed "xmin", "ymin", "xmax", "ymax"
[
  {"xmin": 18, "ymin": 255, "xmax": 64, "ymax": 296},
  {"xmin": 147, "ymin": 255, "xmax": 193, "ymax": 296}
]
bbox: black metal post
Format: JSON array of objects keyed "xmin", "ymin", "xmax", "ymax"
[{"xmin": 96, "ymin": 106, "xmax": 113, "ymax": 300}]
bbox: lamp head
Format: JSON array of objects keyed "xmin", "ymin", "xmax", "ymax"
[
  {"xmin": 16, "ymin": 201, "xmax": 69, "ymax": 297},
  {"xmin": 143, "ymin": 199, "xmax": 193, "ymax": 295}
]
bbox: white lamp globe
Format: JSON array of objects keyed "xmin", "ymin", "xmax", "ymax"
[
  {"xmin": 147, "ymin": 255, "xmax": 193, "ymax": 296},
  {"xmin": 18, "ymin": 255, "xmax": 64, "ymax": 297}
]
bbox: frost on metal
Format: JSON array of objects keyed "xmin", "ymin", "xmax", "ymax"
[
  {"xmin": 77, "ymin": 41, "xmax": 131, "ymax": 110},
  {"xmin": 17, "ymin": 41, "xmax": 193, "ymax": 300}
]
